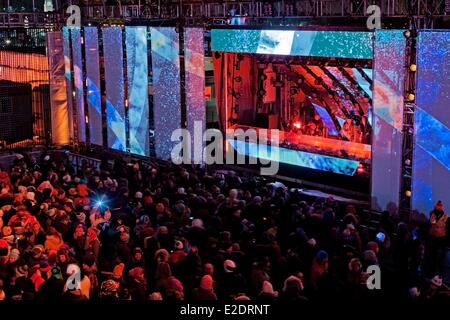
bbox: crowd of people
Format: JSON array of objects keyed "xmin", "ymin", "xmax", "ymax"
[{"xmin": 0, "ymin": 150, "xmax": 449, "ymax": 302}]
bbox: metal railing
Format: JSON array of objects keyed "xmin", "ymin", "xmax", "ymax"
[
  {"xmin": 0, "ymin": 12, "xmax": 62, "ymax": 28},
  {"xmin": 0, "ymin": 1, "xmax": 448, "ymax": 28},
  {"xmin": 79, "ymin": 1, "xmax": 449, "ymax": 20}
]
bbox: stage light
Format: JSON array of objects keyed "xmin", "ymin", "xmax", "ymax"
[
  {"xmin": 405, "ymin": 190, "xmax": 411, "ymax": 197},
  {"xmin": 405, "ymin": 159, "xmax": 411, "ymax": 166},
  {"xmin": 409, "ymin": 64, "xmax": 417, "ymax": 72},
  {"xmin": 357, "ymin": 164, "xmax": 365, "ymax": 174},
  {"xmin": 5, "ymin": 39, "xmax": 11, "ymax": 45},
  {"xmin": 293, "ymin": 122, "xmax": 301, "ymax": 129},
  {"xmin": 407, "ymin": 93, "xmax": 415, "ymax": 101}
]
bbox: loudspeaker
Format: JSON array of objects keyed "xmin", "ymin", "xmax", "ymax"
[{"xmin": 0, "ymin": 80, "xmax": 33, "ymax": 143}]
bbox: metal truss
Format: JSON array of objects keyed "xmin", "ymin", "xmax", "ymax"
[
  {"xmin": 399, "ymin": 29, "xmax": 418, "ymax": 222},
  {"xmin": 1, "ymin": 1, "xmax": 449, "ymax": 28}
]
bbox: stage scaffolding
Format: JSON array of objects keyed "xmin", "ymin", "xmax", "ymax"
[
  {"xmin": 399, "ymin": 25, "xmax": 418, "ymax": 222},
  {"xmin": 0, "ymin": 1, "xmax": 449, "ymax": 28}
]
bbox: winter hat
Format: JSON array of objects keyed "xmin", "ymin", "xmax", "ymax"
[
  {"xmin": 348, "ymin": 258, "xmax": 362, "ymax": 271},
  {"xmin": 431, "ymin": 275, "xmax": 443, "ymax": 287},
  {"xmin": 26, "ymin": 192, "xmax": 36, "ymax": 202},
  {"xmin": 174, "ymin": 240, "xmax": 184, "ymax": 251},
  {"xmin": 367, "ymin": 241, "xmax": 379, "ymax": 254},
  {"xmin": 100, "ymin": 279, "xmax": 119, "ymax": 298},
  {"xmin": 113, "ymin": 263, "xmax": 125, "ymax": 279},
  {"xmin": 18, "ymin": 186, "xmax": 27, "ymax": 195},
  {"xmin": 409, "ymin": 287, "xmax": 420, "ymax": 298},
  {"xmin": 169, "ymin": 277, "xmax": 184, "ymax": 293},
  {"xmin": 46, "ymin": 208, "xmax": 57, "ymax": 218},
  {"xmin": 120, "ymin": 232, "xmax": 130, "ymax": 243},
  {"xmin": 200, "ymin": 275, "xmax": 214, "ymax": 290},
  {"xmin": 135, "ymin": 192, "xmax": 143, "ymax": 199},
  {"xmin": 129, "ymin": 267, "xmax": 144, "ymax": 279},
  {"xmin": 31, "ymin": 245, "xmax": 44, "ymax": 257},
  {"xmin": 149, "ymin": 292, "xmax": 163, "ymax": 300},
  {"xmin": 51, "ymin": 266, "xmax": 63, "ymax": 280},
  {"xmin": 307, "ymin": 238, "xmax": 317, "ymax": 247},
  {"xmin": 261, "ymin": 280, "xmax": 278, "ymax": 297},
  {"xmin": 435, "ymin": 201, "xmax": 444, "ymax": 211},
  {"xmin": 155, "ymin": 203, "xmax": 165, "ymax": 213},
  {"xmin": 0, "ymin": 239, "xmax": 8, "ymax": 257},
  {"xmin": 191, "ymin": 218, "xmax": 204, "ymax": 229},
  {"xmin": 316, "ymin": 250, "xmax": 329, "ymax": 263},
  {"xmin": 154, "ymin": 249, "xmax": 170, "ymax": 263},
  {"xmin": 144, "ymin": 195, "xmax": 153, "ymax": 205},
  {"xmin": 9, "ymin": 248, "xmax": 20, "ymax": 262},
  {"xmin": 158, "ymin": 226, "xmax": 168, "ymax": 235},
  {"xmin": 224, "ymin": 260, "xmax": 236, "ymax": 273},
  {"xmin": 76, "ymin": 212, "xmax": 86, "ymax": 224},
  {"xmin": 177, "ymin": 187, "xmax": 186, "ymax": 195},
  {"xmin": 363, "ymin": 250, "xmax": 378, "ymax": 265},
  {"xmin": 87, "ymin": 228, "xmax": 98, "ymax": 240},
  {"xmin": 77, "ymin": 184, "xmax": 89, "ymax": 197},
  {"xmin": 40, "ymin": 260, "xmax": 51, "ymax": 273},
  {"xmin": 16, "ymin": 264, "xmax": 28, "ymax": 277}
]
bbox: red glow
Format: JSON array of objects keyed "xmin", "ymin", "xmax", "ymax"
[
  {"xmin": 357, "ymin": 164, "xmax": 364, "ymax": 173},
  {"xmin": 293, "ymin": 122, "xmax": 301, "ymax": 129}
]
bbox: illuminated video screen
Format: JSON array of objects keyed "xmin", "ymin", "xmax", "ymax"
[
  {"xmin": 103, "ymin": 27, "xmax": 126, "ymax": 152},
  {"xmin": 211, "ymin": 29, "xmax": 373, "ymax": 59},
  {"xmin": 126, "ymin": 26, "xmax": 150, "ymax": 156},
  {"xmin": 71, "ymin": 27, "xmax": 86, "ymax": 142},
  {"xmin": 412, "ymin": 30, "xmax": 450, "ymax": 217},
  {"xmin": 151, "ymin": 27, "xmax": 182, "ymax": 160},
  {"xmin": 371, "ymin": 30, "xmax": 406, "ymax": 213},
  {"xmin": 84, "ymin": 27, "xmax": 102, "ymax": 146}
]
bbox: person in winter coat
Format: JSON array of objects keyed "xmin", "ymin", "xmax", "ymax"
[{"xmin": 191, "ymin": 275, "xmax": 217, "ymax": 301}]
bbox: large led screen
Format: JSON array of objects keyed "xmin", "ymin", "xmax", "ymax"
[
  {"xmin": 151, "ymin": 27, "xmax": 181, "ymax": 160},
  {"xmin": 184, "ymin": 28, "xmax": 206, "ymax": 163},
  {"xmin": 103, "ymin": 27, "xmax": 126, "ymax": 151},
  {"xmin": 211, "ymin": 29, "xmax": 373, "ymax": 59},
  {"xmin": 85, "ymin": 27, "xmax": 103, "ymax": 146},
  {"xmin": 47, "ymin": 31, "xmax": 70, "ymax": 145},
  {"xmin": 412, "ymin": 30, "xmax": 450, "ymax": 217},
  {"xmin": 370, "ymin": 30, "xmax": 406, "ymax": 214},
  {"xmin": 126, "ymin": 26, "xmax": 149, "ymax": 156},
  {"xmin": 63, "ymin": 27, "xmax": 74, "ymax": 141},
  {"xmin": 228, "ymin": 140, "xmax": 360, "ymax": 176},
  {"xmin": 71, "ymin": 27, "xmax": 86, "ymax": 142}
]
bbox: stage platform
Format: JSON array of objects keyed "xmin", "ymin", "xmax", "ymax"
[{"xmin": 230, "ymin": 124, "xmax": 371, "ymax": 160}]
